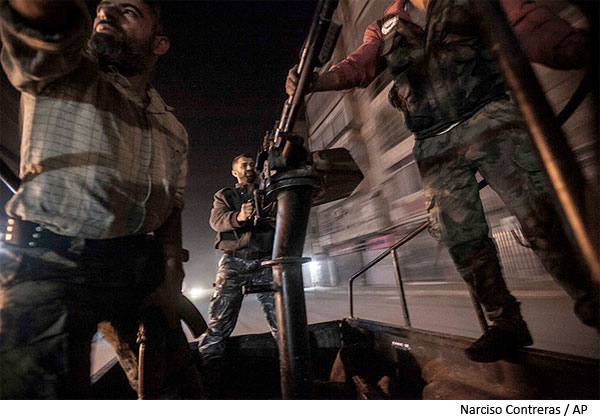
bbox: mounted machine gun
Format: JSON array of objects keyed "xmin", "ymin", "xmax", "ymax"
[{"xmin": 251, "ymin": 0, "xmax": 363, "ymax": 399}]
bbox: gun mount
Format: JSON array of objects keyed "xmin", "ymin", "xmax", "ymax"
[{"xmin": 254, "ymin": 0, "xmax": 362, "ymax": 399}]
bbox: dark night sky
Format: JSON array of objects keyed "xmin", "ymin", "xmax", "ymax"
[{"xmin": 152, "ymin": 1, "xmax": 317, "ymax": 288}]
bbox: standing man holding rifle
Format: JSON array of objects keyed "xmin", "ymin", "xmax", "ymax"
[
  {"xmin": 198, "ymin": 153, "xmax": 278, "ymax": 388},
  {"xmin": 0, "ymin": 0, "xmax": 203, "ymax": 398},
  {"xmin": 286, "ymin": 0, "xmax": 598, "ymax": 363}
]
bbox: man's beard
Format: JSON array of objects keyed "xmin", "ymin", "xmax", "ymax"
[
  {"xmin": 87, "ymin": 30, "xmax": 154, "ymax": 76},
  {"xmin": 242, "ymin": 172, "xmax": 256, "ymax": 184},
  {"xmin": 238, "ymin": 174, "xmax": 256, "ymax": 186}
]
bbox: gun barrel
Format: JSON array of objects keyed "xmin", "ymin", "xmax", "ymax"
[{"xmin": 280, "ymin": 0, "xmax": 339, "ymax": 134}]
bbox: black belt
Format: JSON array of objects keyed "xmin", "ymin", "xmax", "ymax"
[
  {"xmin": 224, "ymin": 250, "xmax": 269, "ymax": 260},
  {"xmin": 2, "ymin": 218, "xmax": 150, "ymax": 251}
]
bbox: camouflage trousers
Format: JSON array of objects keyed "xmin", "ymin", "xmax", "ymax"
[
  {"xmin": 413, "ymin": 99, "xmax": 598, "ymax": 329},
  {"xmin": 0, "ymin": 239, "xmax": 201, "ymax": 399},
  {"xmin": 198, "ymin": 254, "xmax": 278, "ymax": 361}
]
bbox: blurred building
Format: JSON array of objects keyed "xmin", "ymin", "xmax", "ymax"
[{"xmin": 302, "ymin": 0, "xmax": 598, "ymax": 289}]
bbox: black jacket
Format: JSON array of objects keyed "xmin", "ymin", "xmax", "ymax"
[{"xmin": 209, "ymin": 184, "xmax": 276, "ymax": 259}]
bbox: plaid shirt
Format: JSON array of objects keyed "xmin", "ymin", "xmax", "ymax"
[{"xmin": 0, "ymin": 1, "xmax": 188, "ymax": 239}]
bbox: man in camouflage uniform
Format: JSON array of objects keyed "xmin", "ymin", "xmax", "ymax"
[
  {"xmin": 287, "ymin": 0, "xmax": 598, "ymax": 362},
  {"xmin": 198, "ymin": 154, "xmax": 278, "ymax": 365}
]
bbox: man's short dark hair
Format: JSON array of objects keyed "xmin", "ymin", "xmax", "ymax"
[
  {"xmin": 232, "ymin": 153, "xmax": 255, "ymax": 169},
  {"xmin": 144, "ymin": 1, "xmax": 167, "ymax": 36}
]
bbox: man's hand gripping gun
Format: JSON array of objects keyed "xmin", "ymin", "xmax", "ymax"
[{"xmin": 255, "ymin": 0, "xmax": 362, "ymax": 206}]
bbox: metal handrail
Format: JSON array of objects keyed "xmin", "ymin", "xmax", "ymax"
[
  {"xmin": 348, "ymin": 220, "xmax": 426, "ymax": 318},
  {"xmin": 348, "ymin": 180, "xmax": 489, "ymax": 329}
]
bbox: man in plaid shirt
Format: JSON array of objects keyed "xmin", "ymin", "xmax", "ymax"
[{"xmin": 0, "ymin": 0, "xmax": 203, "ymax": 398}]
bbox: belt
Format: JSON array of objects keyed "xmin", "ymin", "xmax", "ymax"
[
  {"xmin": 2, "ymin": 218, "xmax": 150, "ymax": 251},
  {"xmin": 224, "ymin": 249, "xmax": 269, "ymax": 260}
]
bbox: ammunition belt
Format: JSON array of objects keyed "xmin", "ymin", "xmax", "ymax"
[{"xmin": 2, "ymin": 218, "xmax": 150, "ymax": 251}]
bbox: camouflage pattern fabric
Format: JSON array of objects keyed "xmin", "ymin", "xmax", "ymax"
[
  {"xmin": 198, "ymin": 254, "xmax": 278, "ymax": 361},
  {"xmin": 0, "ymin": 238, "xmax": 198, "ymax": 399},
  {"xmin": 414, "ymin": 99, "xmax": 598, "ymax": 328},
  {"xmin": 381, "ymin": 0, "xmax": 507, "ymax": 138}
]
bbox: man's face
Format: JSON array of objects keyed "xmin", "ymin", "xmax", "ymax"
[
  {"xmin": 232, "ymin": 157, "xmax": 257, "ymax": 185},
  {"xmin": 88, "ymin": 0, "xmax": 164, "ymax": 75}
]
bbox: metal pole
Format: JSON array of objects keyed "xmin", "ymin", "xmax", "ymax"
[
  {"xmin": 467, "ymin": 290, "xmax": 489, "ymax": 333},
  {"xmin": 349, "ymin": 276, "xmax": 354, "ymax": 318},
  {"xmin": 136, "ymin": 323, "xmax": 147, "ymax": 400},
  {"xmin": 266, "ymin": 186, "xmax": 314, "ymax": 399},
  {"xmin": 472, "ymin": 0, "xmax": 600, "ymax": 282},
  {"xmin": 391, "ymin": 248, "xmax": 411, "ymax": 327}
]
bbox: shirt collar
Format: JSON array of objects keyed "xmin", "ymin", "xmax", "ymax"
[
  {"xmin": 106, "ymin": 65, "xmax": 174, "ymax": 114},
  {"xmin": 146, "ymin": 88, "xmax": 175, "ymax": 114},
  {"xmin": 235, "ymin": 182, "xmax": 258, "ymax": 189}
]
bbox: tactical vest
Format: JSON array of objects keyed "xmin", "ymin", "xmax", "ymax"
[{"xmin": 380, "ymin": 0, "xmax": 507, "ymax": 138}]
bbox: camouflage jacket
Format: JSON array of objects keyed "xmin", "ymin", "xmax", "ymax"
[
  {"xmin": 330, "ymin": 0, "xmax": 590, "ymax": 139},
  {"xmin": 380, "ymin": 0, "xmax": 507, "ymax": 137}
]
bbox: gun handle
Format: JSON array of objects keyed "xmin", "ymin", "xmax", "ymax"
[{"xmin": 253, "ymin": 190, "xmax": 261, "ymax": 225}]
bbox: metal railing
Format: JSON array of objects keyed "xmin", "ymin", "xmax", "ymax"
[{"xmin": 348, "ymin": 180, "xmax": 489, "ymax": 332}]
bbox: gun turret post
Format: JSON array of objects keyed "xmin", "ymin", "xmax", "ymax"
[
  {"xmin": 256, "ymin": 0, "xmax": 356, "ymax": 400},
  {"xmin": 263, "ymin": 187, "xmax": 314, "ymax": 399}
]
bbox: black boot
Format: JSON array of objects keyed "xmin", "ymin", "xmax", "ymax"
[
  {"xmin": 574, "ymin": 296, "xmax": 599, "ymax": 331},
  {"xmin": 465, "ymin": 320, "xmax": 533, "ymax": 363}
]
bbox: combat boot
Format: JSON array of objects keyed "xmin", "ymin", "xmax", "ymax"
[
  {"xmin": 574, "ymin": 296, "xmax": 599, "ymax": 331},
  {"xmin": 465, "ymin": 320, "xmax": 533, "ymax": 363}
]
